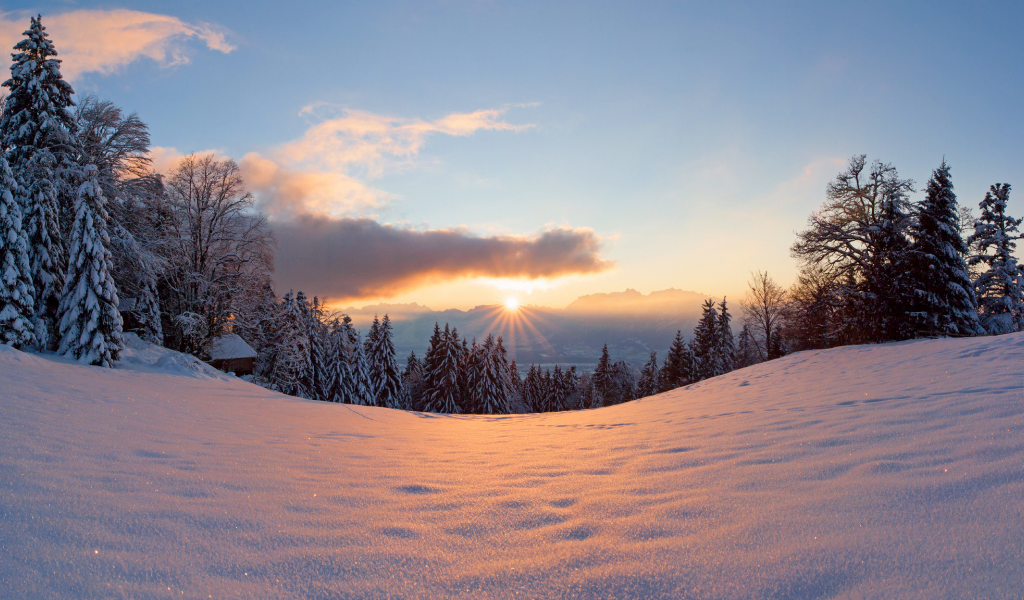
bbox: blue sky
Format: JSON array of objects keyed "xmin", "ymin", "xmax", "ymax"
[{"xmin": 3, "ymin": 1, "xmax": 1024, "ymax": 310}]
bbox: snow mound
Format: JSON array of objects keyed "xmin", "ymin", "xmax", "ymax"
[
  {"xmin": 117, "ymin": 332, "xmax": 236, "ymax": 381},
  {"xmin": 1, "ymin": 333, "xmax": 1023, "ymax": 599}
]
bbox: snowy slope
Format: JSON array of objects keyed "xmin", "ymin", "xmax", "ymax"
[{"xmin": 1, "ymin": 334, "xmax": 1022, "ymax": 599}]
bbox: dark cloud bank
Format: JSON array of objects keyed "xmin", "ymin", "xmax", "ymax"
[{"xmin": 272, "ymin": 216, "xmax": 613, "ymax": 299}]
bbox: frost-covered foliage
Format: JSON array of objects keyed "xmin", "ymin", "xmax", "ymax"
[
  {"xmin": 0, "ymin": 154, "xmax": 35, "ymax": 348},
  {"xmin": 56, "ymin": 166, "xmax": 123, "ymax": 367},
  {"xmin": 967, "ymin": 183, "xmax": 1024, "ymax": 334},
  {"xmin": 1, "ymin": 16, "xmax": 81, "ymax": 349},
  {"xmin": 908, "ymin": 161, "xmax": 981, "ymax": 337},
  {"xmin": 161, "ymin": 155, "xmax": 274, "ymax": 355},
  {"xmin": 423, "ymin": 323, "xmax": 463, "ymax": 414},
  {"xmin": 365, "ymin": 314, "xmax": 404, "ymax": 409}
]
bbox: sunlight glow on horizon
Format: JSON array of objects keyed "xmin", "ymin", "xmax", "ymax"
[{"xmin": 504, "ymin": 297, "xmax": 520, "ymax": 311}]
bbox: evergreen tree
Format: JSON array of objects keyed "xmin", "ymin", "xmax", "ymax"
[
  {"xmin": 908, "ymin": 160, "xmax": 982, "ymax": 336},
  {"xmin": 716, "ymin": 298, "xmax": 735, "ymax": 374},
  {"xmin": 403, "ymin": 351, "xmax": 427, "ymax": 411},
  {"xmin": 637, "ymin": 351, "xmax": 659, "ymax": 398},
  {"xmin": 560, "ymin": 366, "xmax": 580, "ymax": 410},
  {"xmin": 1, "ymin": 16, "xmax": 80, "ymax": 348},
  {"xmin": 423, "ymin": 324, "xmax": 462, "ymax": 413},
  {"xmin": 475, "ymin": 334, "xmax": 513, "ymax": 414},
  {"xmin": 56, "ymin": 165, "xmax": 123, "ymax": 366},
  {"xmin": 365, "ymin": 314, "xmax": 403, "ymax": 408},
  {"xmin": 734, "ymin": 323, "xmax": 759, "ymax": 368},
  {"xmin": 305, "ymin": 296, "xmax": 330, "ymax": 401},
  {"xmin": 968, "ymin": 183, "xmax": 1024, "ymax": 334},
  {"xmin": 0, "ymin": 154, "xmax": 35, "ymax": 347},
  {"xmin": 363, "ymin": 315, "xmax": 381, "ymax": 401},
  {"xmin": 347, "ymin": 330, "xmax": 373, "ymax": 405},
  {"xmin": 692, "ymin": 299, "xmax": 720, "ymax": 381},
  {"xmin": 658, "ymin": 331, "xmax": 692, "ymax": 392},
  {"xmin": 861, "ymin": 187, "xmax": 915, "ymax": 341},
  {"xmin": 593, "ymin": 344, "xmax": 613, "ymax": 405}
]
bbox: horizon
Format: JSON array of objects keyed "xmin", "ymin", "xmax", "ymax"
[{"xmin": 3, "ymin": 2, "xmax": 1022, "ymax": 311}]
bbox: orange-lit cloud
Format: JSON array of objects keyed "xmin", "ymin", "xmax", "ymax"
[
  {"xmin": 150, "ymin": 105, "xmax": 532, "ymax": 219},
  {"xmin": 273, "ymin": 216, "xmax": 612, "ymax": 300},
  {"xmin": 149, "ymin": 147, "xmax": 387, "ymax": 218},
  {"xmin": 0, "ymin": 9, "xmax": 233, "ymax": 80},
  {"xmin": 283, "ymin": 105, "xmax": 534, "ymax": 177}
]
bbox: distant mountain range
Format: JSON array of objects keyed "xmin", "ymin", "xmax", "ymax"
[{"xmin": 341, "ymin": 288, "xmax": 719, "ymax": 370}]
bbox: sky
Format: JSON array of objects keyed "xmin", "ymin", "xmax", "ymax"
[{"xmin": 2, "ymin": 1, "xmax": 1024, "ymax": 311}]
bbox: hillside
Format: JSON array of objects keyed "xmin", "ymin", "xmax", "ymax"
[{"xmin": 1, "ymin": 333, "xmax": 1022, "ymax": 599}]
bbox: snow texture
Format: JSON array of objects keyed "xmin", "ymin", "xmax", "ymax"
[
  {"xmin": 208, "ymin": 333, "xmax": 257, "ymax": 360},
  {"xmin": 1, "ymin": 333, "xmax": 1022, "ymax": 598}
]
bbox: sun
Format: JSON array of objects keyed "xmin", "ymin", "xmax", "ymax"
[{"xmin": 504, "ymin": 297, "xmax": 520, "ymax": 311}]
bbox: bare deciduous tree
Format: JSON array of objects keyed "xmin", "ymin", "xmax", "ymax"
[
  {"xmin": 741, "ymin": 270, "xmax": 787, "ymax": 361},
  {"xmin": 163, "ymin": 154, "xmax": 275, "ymax": 355}
]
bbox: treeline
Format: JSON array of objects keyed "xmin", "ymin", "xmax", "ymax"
[
  {"xmin": 770, "ymin": 155, "xmax": 1023, "ymax": 352},
  {"xmin": 261, "ymin": 295, "xmax": 746, "ymax": 414}
]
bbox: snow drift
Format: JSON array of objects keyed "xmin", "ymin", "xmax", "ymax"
[{"xmin": 1, "ymin": 333, "xmax": 1022, "ymax": 599}]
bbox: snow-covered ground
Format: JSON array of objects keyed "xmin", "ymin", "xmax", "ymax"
[{"xmin": 1, "ymin": 333, "xmax": 1022, "ymax": 599}]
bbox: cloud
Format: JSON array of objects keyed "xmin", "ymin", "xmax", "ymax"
[
  {"xmin": 272, "ymin": 216, "xmax": 613, "ymax": 300},
  {"xmin": 149, "ymin": 147, "xmax": 386, "ymax": 218},
  {"xmin": 0, "ymin": 9, "xmax": 234, "ymax": 80},
  {"xmin": 280, "ymin": 106, "xmax": 534, "ymax": 178}
]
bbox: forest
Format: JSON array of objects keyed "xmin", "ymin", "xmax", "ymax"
[{"xmin": 2, "ymin": 16, "xmax": 1023, "ymax": 414}]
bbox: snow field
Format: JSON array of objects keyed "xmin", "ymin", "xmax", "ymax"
[{"xmin": 1, "ymin": 333, "xmax": 1022, "ymax": 598}]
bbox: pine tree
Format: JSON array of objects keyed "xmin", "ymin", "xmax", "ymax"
[
  {"xmin": 968, "ymin": 183, "xmax": 1024, "ymax": 334},
  {"xmin": 908, "ymin": 160, "xmax": 981, "ymax": 337},
  {"xmin": 403, "ymin": 351, "xmax": 426, "ymax": 411},
  {"xmin": 1, "ymin": 16, "xmax": 81, "ymax": 349},
  {"xmin": 862, "ymin": 187, "xmax": 915, "ymax": 341},
  {"xmin": 348, "ymin": 330, "xmax": 373, "ymax": 405},
  {"xmin": 56, "ymin": 165, "xmax": 123, "ymax": 367},
  {"xmin": 367, "ymin": 314, "xmax": 404, "ymax": 409},
  {"xmin": 716, "ymin": 298, "xmax": 735, "ymax": 374},
  {"xmin": 659, "ymin": 330, "xmax": 694, "ymax": 392},
  {"xmin": 637, "ymin": 351, "xmax": 659, "ymax": 398},
  {"xmin": 0, "ymin": 154, "xmax": 35, "ymax": 348},
  {"xmin": 692, "ymin": 299, "xmax": 720, "ymax": 381},
  {"xmin": 593, "ymin": 344, "xmax": 613, "ymax": 406},
  {"xmin": 734, "ymin": 323, "xmax": 758, "ymax": 368},
  {"xmin": 423, "ymin": 324, "xmax": 462, "ymax": 413},
  {"xmin": 475, "ymin": 334, "xmax": 513, "ymax": 414}
]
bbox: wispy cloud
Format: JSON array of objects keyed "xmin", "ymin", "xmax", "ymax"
[
  {"xmin": 273, "ymin": 216, "xmax": 612, "ymax": 300},
  {"xmin": 0, "ymin": 9, "xmax": 234, "ymax": 80}
]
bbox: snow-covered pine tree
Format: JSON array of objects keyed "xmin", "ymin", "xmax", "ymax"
[
  {"xmin": 1, "ymin": 16, "xmax": 81, "ymax": 349},
  {"xmin": 423, "ymin": 324, "xmax": 462, "ymax": 413},
  {"xmin": 0, "ymin": 154, "xmax": 35, "ymax": 348},
  {"xmin": 968, "ymin": 183, "xmax": 1024, "ymax": 334},
  {"xmin": 347, "ymin": 329, "xmax": 373, "ymax": 405},
  {"xmin": 550, "ymin": 365, "xmax": 565, "ymax": 411},
  {"xmin": 56, "ymin": 165, "xmax": 123, "ymax": 367},
  {"xmin": 908, "ymin": 160, "xmax": 982, "ymax": 337},
  {"xmin": 593, "ymin": 344, "xmax": 613, "ymax": 406},
  {"xmin": 716, "ymin": 298, "xmax": 735, "ymax": 374},
  {"xmin": 363, "ymin": 315, "xmax": 381, "ymax": 403},
  {"xmin": 692, "ymin": 299, "xmax": 720, "ymax": 381},
  {"xmin": 403, "ymin": 351, "xmax": 426, "ymax": 411},
  {"xmin": 522, "ymin": 364, "xmax": 543, "ymax": 412},
  {"xmin": 637, "ymin": 351, "xmax": 659, "ymax": 398},
  {"xmin": 306, "ymin": 296, "xmax": 331, "ymax": 401},
  {"xmin": 474, "ymin": 334, "xmax": 513, "ymax": 414},
  {"xmin": 561, "ymin": 366, "xmax": 581, "ymax": 411},
  {"xmin": 367, "ymin": 314, "xmax": 404, "ymax": 409},
  {"xmin": 862, "ymin": 187, "xmax": 915, "ymax": 342},
  {"xmin": 269, "ymin": 291, "xmax": 309, "ymax": 397}
]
